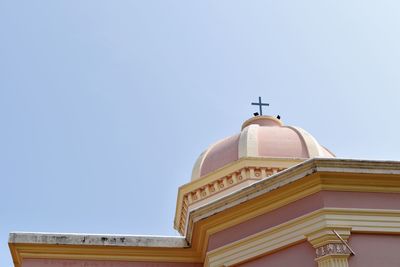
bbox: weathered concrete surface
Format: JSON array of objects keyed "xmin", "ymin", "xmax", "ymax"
[{"xmin": 9, "ymin": 232, "xmax": 188, "ymax": 248}]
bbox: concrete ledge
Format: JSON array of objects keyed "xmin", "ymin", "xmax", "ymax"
[{"xmin": 9, "ymin": 232, "xmax": 188, "ymax": 248}]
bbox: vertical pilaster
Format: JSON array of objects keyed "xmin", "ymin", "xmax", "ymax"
[{"xmin": 306, "ymin": 227, "xmax": 352, "ymax": 267}]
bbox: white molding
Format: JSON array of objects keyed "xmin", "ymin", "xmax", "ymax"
[{"xmin": 239, "ymin": 124, "xmax": 259, "ymax": 158}]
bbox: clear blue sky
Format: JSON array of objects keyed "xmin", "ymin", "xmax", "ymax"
[{"xmin": 1, "ymin": 1, "xmax": 400, "ymax": 265}]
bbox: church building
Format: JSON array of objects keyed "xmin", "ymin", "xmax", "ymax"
[{"xmin": 9, "ymin": 114, "xmax": 400, "ymax": 267}]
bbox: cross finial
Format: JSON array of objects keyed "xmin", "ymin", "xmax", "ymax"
[{"xmin": 251, "ymin": 97, "xmax": 269, "ymax": 116}]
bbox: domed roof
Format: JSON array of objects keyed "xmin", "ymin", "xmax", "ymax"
[{"xmin": 191, "ymin": 116, "xmax": 335, "ymax": 180}]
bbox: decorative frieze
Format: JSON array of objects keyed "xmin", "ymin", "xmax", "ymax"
[
  {"xmin": 316, "ymin": 243, "xmax": 350, "ymax": 258},
  {"xmin": 177, "ymin": 166, "xmax": 284, "ymax": 234}
]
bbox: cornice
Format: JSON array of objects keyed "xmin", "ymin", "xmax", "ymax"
[
  {"xmin": 9, "ymin": 233, "xmax": 198, "ymax": 267},
  {"xmin": 178, "ymin": 157, "xmax": 306, "ymax": 196},
  {"xmin": 9, "ymin": 241, "xmax": 201, "ymax": 267},
  {"xmin": 174, "ymin": 157, "xmax": 305, "ymax": 234},
  {"xmin": 186, "ymin": 158, "xmax": 400, "ymax": 241}
]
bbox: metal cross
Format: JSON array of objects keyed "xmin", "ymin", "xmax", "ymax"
[{"xmin": 251, "ymin": 97, "xmax": 269, "ymax": 116}]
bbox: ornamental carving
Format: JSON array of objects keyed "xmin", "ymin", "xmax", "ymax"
[
  {"xmin": 177, "ymin": 166, "xmax": 284, "ymax": 234},
  {"xmin": 316, "ymin": 243, "xmax": 350, "ymax": 258}
]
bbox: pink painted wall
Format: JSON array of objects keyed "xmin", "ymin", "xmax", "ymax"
[
  {"xmin": 22, "ymin": 259, "xmax": 202, "ymax": 267},
  {"xmin": 237, "ymin": 241, "xmax": 316, "ymax": 267},
  {"xmin": 208, "ymin": 191, "xmax": 400, "ymax": 251},
  {"xmin": 208, "ymin": 191, "xmax": 325, "ymax": 251},
  {"xmin": 258, "ymin": 127, "xmax": 308, "ymax": 158},
  {"xmin": 322, "ymin": 191, "xmax": 400, "ymax": 209},
  {"xmin": 348, "ymin": 234, "xmax": 400, "ymax": 267}
]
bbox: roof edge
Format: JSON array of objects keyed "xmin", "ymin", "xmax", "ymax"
[{"xmin": 8, "ymin": 232, "xmax": 188, "ymax": 248}]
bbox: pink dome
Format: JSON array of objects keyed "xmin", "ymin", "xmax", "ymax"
[{"xmin": 191, "ymin": 116, "xmax": 335, "ymax": 180}]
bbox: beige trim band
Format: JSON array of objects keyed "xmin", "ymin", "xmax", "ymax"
[{"xmin": 238, "ymin": 124, "xmax": 259, "ymax": 158}]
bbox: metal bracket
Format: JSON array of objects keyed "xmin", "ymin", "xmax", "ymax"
[{"xmin": 332, "ymin": 230, "xmax": 356, "ymax": 256}]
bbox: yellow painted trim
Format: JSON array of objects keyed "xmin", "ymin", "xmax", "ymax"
[
  {"xmin": 320, "ymin": 172, "xmax": 400, "ymax": 193},
  {"xmin": 205, "ymin": 208, "xmax": 400, "ymax": 267},
  {"xmin": 10, "ymin": 244, "xmax": 202, "ymax": 264},
  {"xmin": 9, "ymin": 244, "xmax": 22, "ymax": 267}
]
